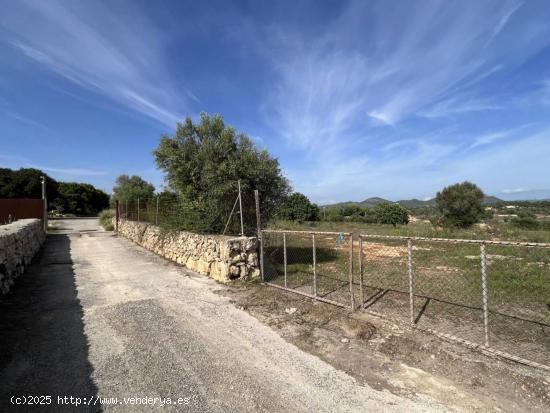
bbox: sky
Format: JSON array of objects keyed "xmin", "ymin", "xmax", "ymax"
[{"xmin": 1, "ymin": 0, "xmax": 550, "ymax": 203}]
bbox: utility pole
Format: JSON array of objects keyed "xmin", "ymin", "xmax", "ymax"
[{"xmin": 41, "ymin": 176, "xmax": 47, "ymax": 232}]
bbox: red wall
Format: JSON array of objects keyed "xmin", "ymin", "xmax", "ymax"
[{"xmin": 0, "ymin": 199, "xmax": 44, "ymax": 224}]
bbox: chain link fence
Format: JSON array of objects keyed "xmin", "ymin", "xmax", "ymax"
[
  {"xmin": 358, "ymin": 235, "xmax": 550, "ymax": 370},
  {"xmin": 261, "ymin": 230, "xmax": 354, "ymax": 308},
  {"xmin": 260, "ymin": 230, "xmax": 550, "ymax": 370},
  {"xmin": 116, "ymin": 187, "xmax": 258, "ymax": 237}
]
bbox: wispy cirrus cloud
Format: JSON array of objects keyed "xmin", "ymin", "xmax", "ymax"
[
  {"xmin": 250, "ymin": 0, "xmax": 550, "ymax": 200},
  {"xmin": 1, "ymin": 0, "xmax": 189, "ymax": 127},
  {"xmin": 5, "ymin": 111, "xmax": 49, "ymax": 131}
]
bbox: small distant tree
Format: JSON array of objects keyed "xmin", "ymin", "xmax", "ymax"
[
  {"xmin": 112, "ymin": 175, "xmax": 155, "ymax": 203},
  {"xmin": 436, "ymin": 182, "xmax": 484, "ymax": 228},
  {"xmin": 276, "ymin": 193, "xmax": 319, "ymax": 222},
  {"xmin": 374, "ymin": 203, "xmax": 409, "ymax": 227}
]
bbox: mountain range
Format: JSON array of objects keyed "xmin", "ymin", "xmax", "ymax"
[{"xmin": 323, "ymin": 196, "xmax": 504, "ymax": 209}]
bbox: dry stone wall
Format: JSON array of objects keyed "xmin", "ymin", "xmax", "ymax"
[
  {"xmin": 116, "ymin": 219, "xmax": 260, "ymax": 282},
  {"xmin": 0, "ymin": 219, "xmax": 45, "ymax": 294}
]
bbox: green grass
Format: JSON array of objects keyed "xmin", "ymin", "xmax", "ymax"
[{"xmin": 267, "ymin": 218, "xmax": 550, "ymax": 243}]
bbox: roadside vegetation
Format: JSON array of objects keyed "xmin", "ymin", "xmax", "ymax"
[
  {"xmin": 0, "ymin": 167, "xmax": 109, "ymax": 216},
  {"xmin": 98, "ymin": 209, "xmax": 114, "ymax": 231}
]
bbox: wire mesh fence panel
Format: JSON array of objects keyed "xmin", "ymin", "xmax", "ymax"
[
  {"xmin": 485, "ymin": 244, "xmax": 550, "ymax": 366},
  {"xmin": 261, "ymin": 231, "xmax": 285, "ymax": 284},
  {"xmin": 313, "ymin": 233, "xmax": 352, "ymax": 307},
  {"xmin": 359, "ymin": 236, "xmax": 410, "ymax": 321},
  {"xmin": 282, "ymin": 232, "xmax": 315, "ymax": 294},
  {"xmin": 261, "ymin": 230, "xmax": 353, "ymax": 307},
  {"xmin": 412, "ymin": 240, "xmax": 486, "ymax": 346}
]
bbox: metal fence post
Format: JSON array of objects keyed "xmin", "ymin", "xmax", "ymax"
[
  {"xmin": 359, "ymin": 237, "xmax": 364, "ymax": 308},
  {"xmin": 480, "ymin": 243, "xmax": 490, "ymax": 346},
  {"xmin": 155, "ymin": 196, "xmax": 159, "ymax": 226},
  {"xmin": 254, "ymin": 190, "xmax": 264, "ymax": 281},
  {"xmin": 283, "ymin": 233, "xmax": 287, "ymax": 287},
  {"xmin": 408, "ymin": 238, "xmax": 415, "ymax": 325},
  {"xmin": 41, "ymin": 176, "xmax": 47, "ymax": 232},
  {"xmin": 312, "ymin": 233, "xmax": 317, "ymax": 296},
  {"xmin": 137, "ymin": 197, "xmax": 140, "ymax": 222},
  {"xmin": 115, "ymin": 200, "xmax": 119, "ymax": 232},
  {"xmin": 125, "ymin": 199, "xmax": 128, "ymax": 220},
  {"xmin": 349, "ymin": 234, "xmax": 355, "ymax": 310},
  {"xmin": 238, "ymin": 179, "xmax": 244, "ymax": 236}
]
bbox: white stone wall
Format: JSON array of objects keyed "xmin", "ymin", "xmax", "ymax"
[
  {"xmin": 0, "ymin": 219, "xmax": 45, "ymax": 294},
  {"xmin": 116, "ymin": 219, "xmax": 260, "ymax": 282}
]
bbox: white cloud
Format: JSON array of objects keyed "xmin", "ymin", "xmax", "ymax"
[
  {"xmin": 501, "ymin": 188, "xmax": 528, "ymax": 194},
  {"xmin": 2, "ymin": 0, "xmax": 188, "ymax": 127}
]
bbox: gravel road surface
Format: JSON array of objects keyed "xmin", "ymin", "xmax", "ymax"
[{"xmin": 0, "ymin": 219, "xmax": 447, "ymax": 412}]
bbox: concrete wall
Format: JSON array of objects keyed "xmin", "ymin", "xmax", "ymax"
[
  {"xmin": 116, "ymin": 219, "xmax": 260, "ymax": 282},
  {"xmin": 0, "ymin": 219, "xmax": 45, "ymax": 294}
]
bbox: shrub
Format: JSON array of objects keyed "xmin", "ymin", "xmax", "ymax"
[
  {"xmin": 374, "ymin": 203, "xmax": 409, "ymax": 227},
  {"xmin": 511, "ymin": 211, "xmax": 540, "ymax": 230},
  {"xmin": 436, "ymin": 182, "xmax": 484, "ymax": 228},
  {"xmin": 98, "ymin": 209, "xmax": 114, "ymax": 231}
]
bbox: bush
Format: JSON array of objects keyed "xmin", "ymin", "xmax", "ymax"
[
  {"xmin": 374, "ymin": 203, "xmax": 409, "ymax": 227},
  {"xmin": 511, "ymin": 211, "xmax": 540, "ymax": 230},
  {"xmin": 98, "ymin": 209, "xmax": 114, "ymax": 231},
  {"xmin": 436, "ymin": 182, "xmax": 484, "ymax": 228}
]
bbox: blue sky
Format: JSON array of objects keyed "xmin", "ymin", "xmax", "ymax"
[{"xmin": 1, "ymin": 0, "xmax": 550, "ymax": 203}]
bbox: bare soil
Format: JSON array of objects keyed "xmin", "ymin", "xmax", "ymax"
[{"xmin": 221, "ymin": 282, "xmax": 550, "ymax": 413}]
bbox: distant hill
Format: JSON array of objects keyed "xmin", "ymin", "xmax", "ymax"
[
  {"xmin": 324, "ymin": 195, "xmax": 503, "ymax": 209},
  {"xmin": 324, "ymin": 197, "xmax": 391, "ymax": 209}
]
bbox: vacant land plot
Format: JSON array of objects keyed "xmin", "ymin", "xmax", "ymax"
[{"xmin": 262, "ymin": 230, "xmax": 550, "ymax": 368}]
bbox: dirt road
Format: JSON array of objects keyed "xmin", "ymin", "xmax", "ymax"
[{"xmin": 0, "ymin": 219, "xmax": 446, "ymax": 412}]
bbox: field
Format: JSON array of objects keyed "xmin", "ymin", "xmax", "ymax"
[
  {"xmin": 267, "ymin": 214, "xmax": 550, "ymax": 243},
  {"xmin": 262, "ymin": 217, "xmax": 550, "ymax": 368}
]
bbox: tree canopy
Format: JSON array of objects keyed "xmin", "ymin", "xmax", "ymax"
[
  {"xmin": 436, "ymin": 181, "xmax": 485, "ymax": 227},
  {"xmin": 112, "ymin": 175, "xmax": 155, "ymax": 202},
  {"xmin": 0, "ymin": 167, "xmax": 109, "ymax": 216},
  {"xmin": 0, "ymin": 168, "xmax": 59, "ymax": 200},
  {"xmin": 52, "ymin": 182, "xmax": 110, "ymax": 216},
  {"xmin": 153, "ymin": 113, "xmax": 290, "ymax": 233},
  {"xmin": 374, "ymin": 203, "xmax": 409, "ymax": 227},
  {"xmin": 276, "ymin": 193, "xmax": 320, "ymax": 222}
]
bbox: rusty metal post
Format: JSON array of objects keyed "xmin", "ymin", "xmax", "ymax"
[
  {"xmin": 283, "ymin": 232, "xmax": 287, "ymax": 287},
  {"xmin": 115, "ymin": 200, "xmax": 119, "ymax": 232},
  {"xmin": 125, "ymin": 199, "xmax": 128, "ymax": 220},
  {"xmin": 312, "ymin": 233, "xmax": 317, "ymax": 296},
  {"xmin": 155, "ymin": 195, "xmax": 159, "ymax": 226},
  {"xmin": 137, "ymin": 197, "xmax": 140, "ymax": 222},
  {"xmin": 359, "ymin": 237, "xmax": 364, "ymax": 308},
  {"xmin": 480, "ymin": 243, "xmax": 490, "ymax": 346},
  {"xmin": 349, "ymin": 234, "xmax": 355, "ymax": 310},
  {"xmin": 254, "ymin": 190, "xmax": 264, "ymax": 281},
  {"xmin": 408, "ymin": 238, "xmax": 415, "ymax": 325}
]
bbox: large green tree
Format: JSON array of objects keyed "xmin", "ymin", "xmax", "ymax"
[
  {"xmin": 52, "ymin": 182, "xmax": 110, "ymax": 216},
  {"xmin": 112, "ymin": 175, "xmax": 155, "ymax": 203},
  {"xmin": 436, "ymin": 181, "xmax": 485, "ymax": 227},
  {"xmin": 153, "ymin": 113, "xmax": 290, "ymax": 233},
  {"xmin": 0, "ymin": 168, "xmax": 59, "ymax": 200},
  {"xmin": 276, "ymin": 193, "xmax": 320, "ymax": 222}
]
